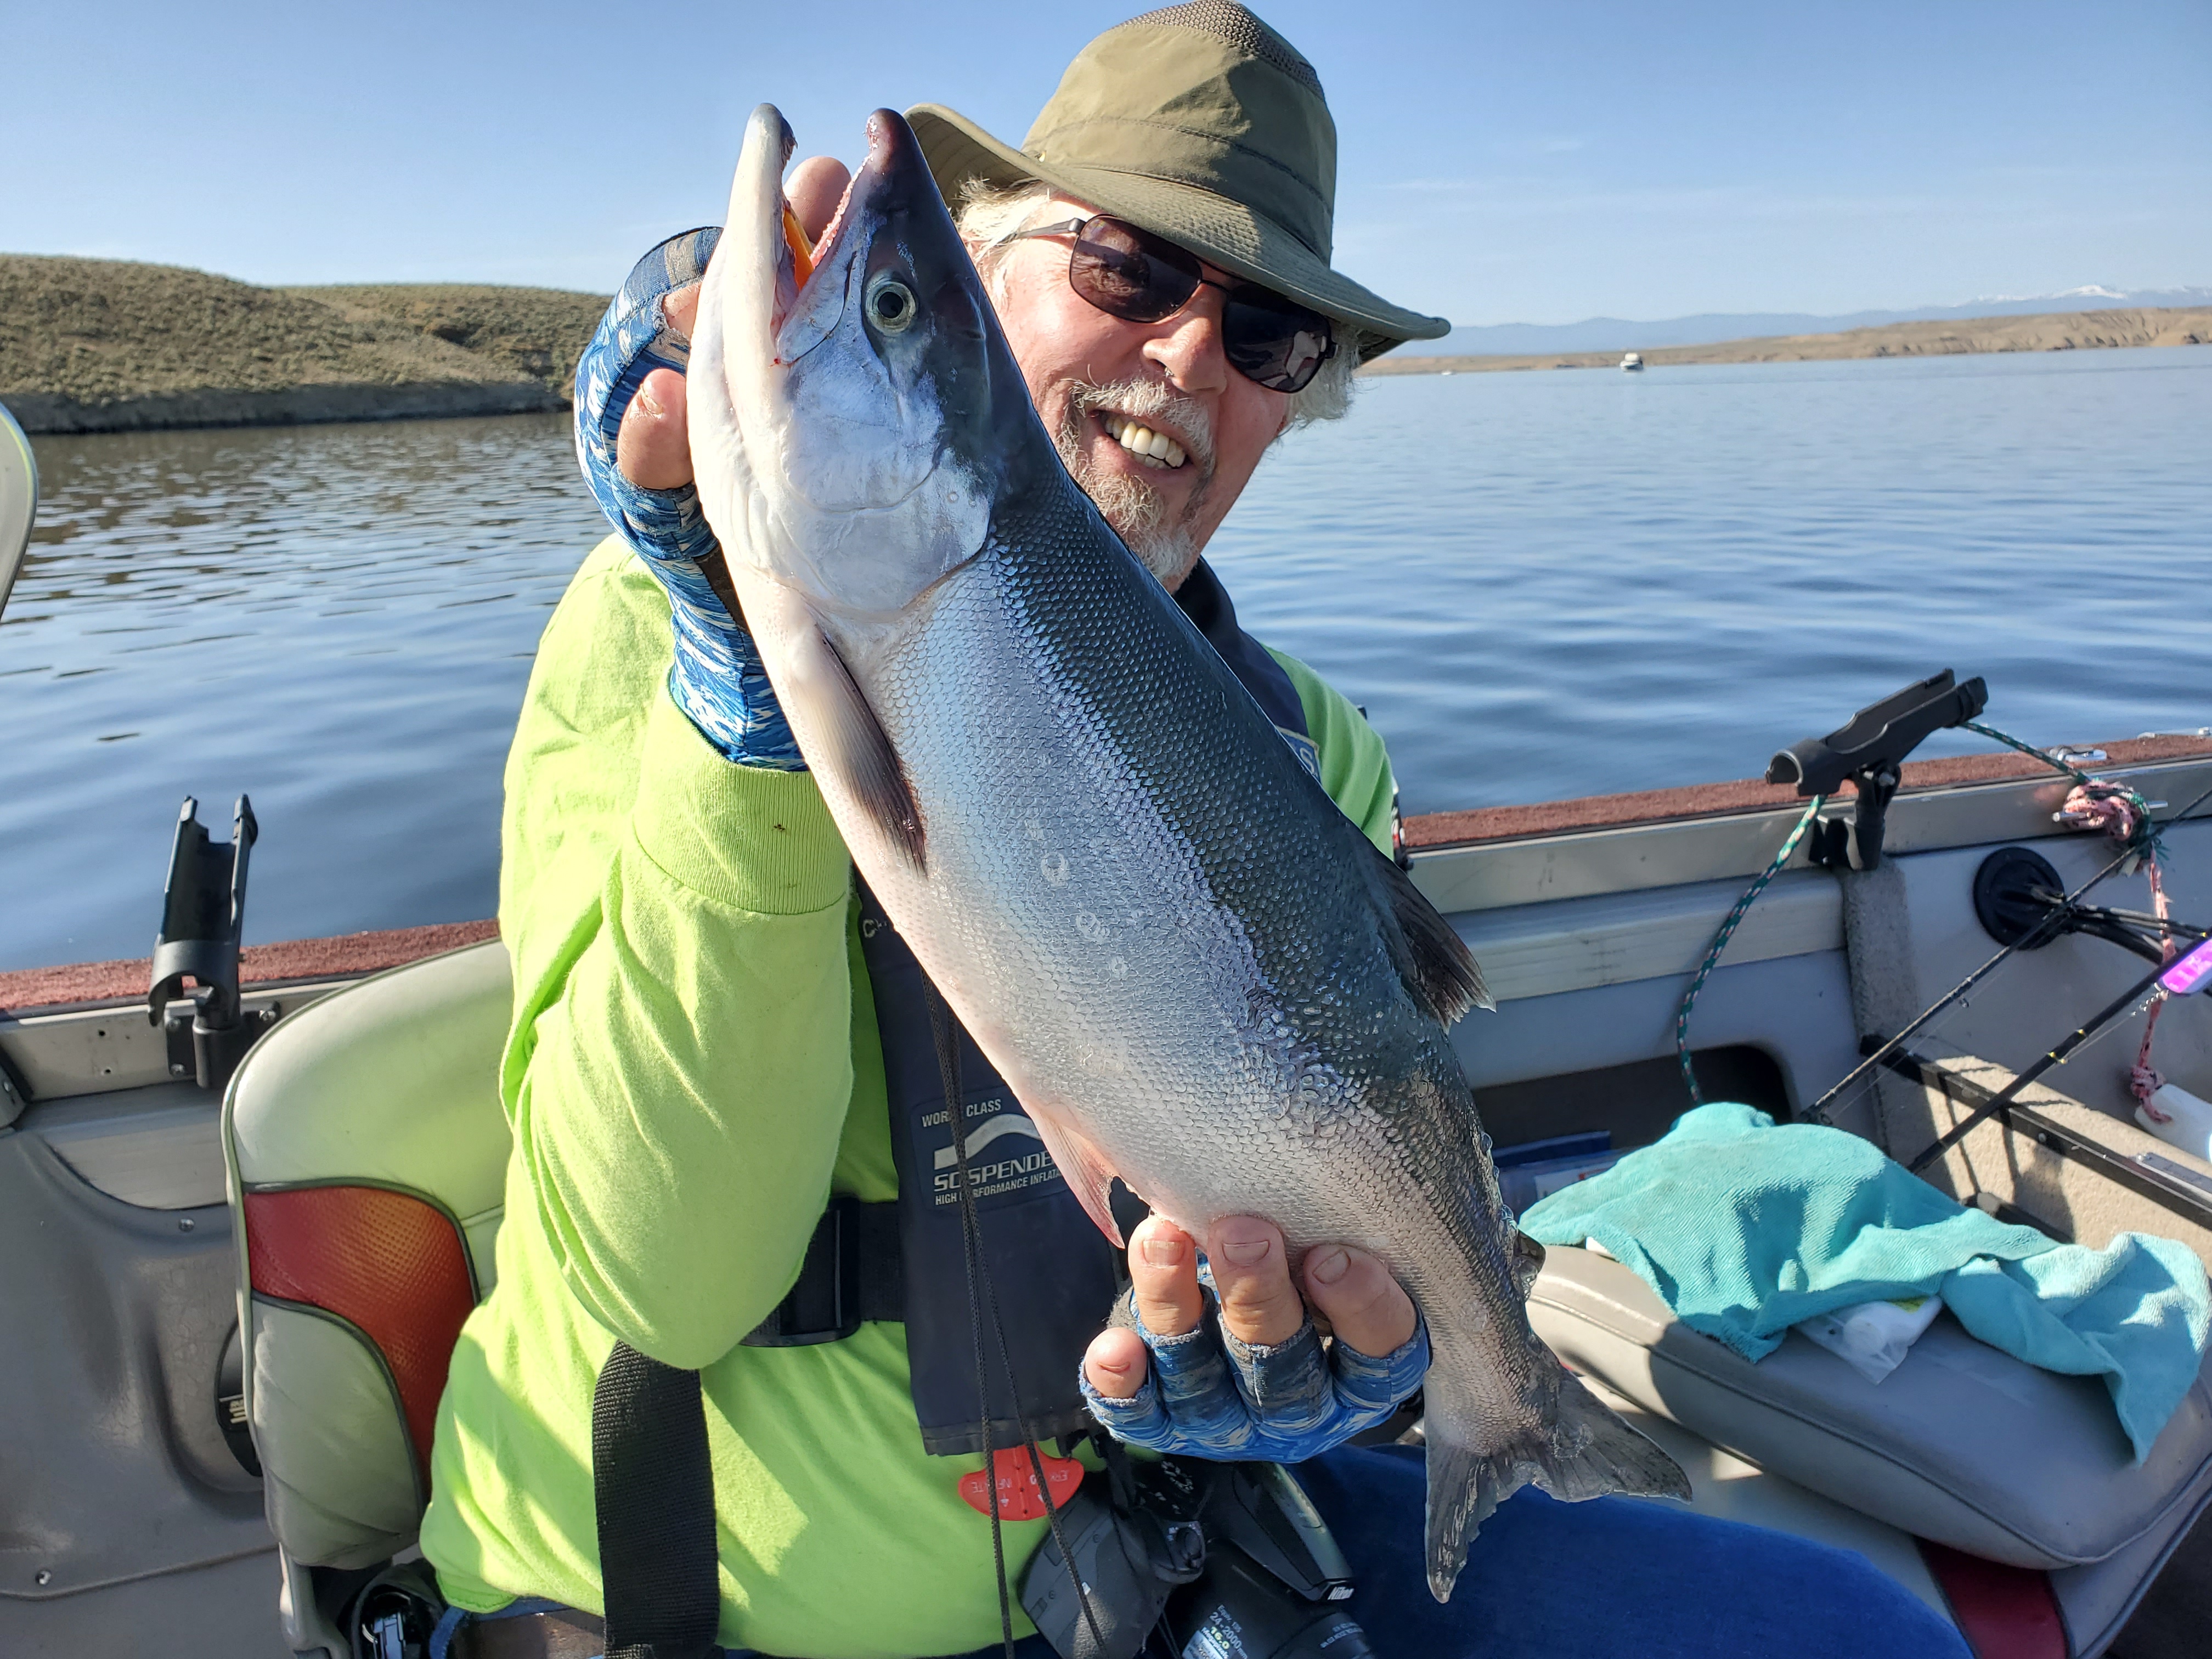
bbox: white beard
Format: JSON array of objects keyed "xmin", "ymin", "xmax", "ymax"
[{"xmin": 1054, "ymin": 378, "xmax": 1213, "ymax": 589}]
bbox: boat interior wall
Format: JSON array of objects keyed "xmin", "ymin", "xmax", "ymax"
[
  {"xmin": 1445, "ymin": 922, "xmax": 1857, "ymax": 1118},
  {"xmin": 1471, "ymin": 1046, "xmax": 1789, "ymax": 1154},
  {"xmin": 0, "ymin": 1128, "xmax": 273, "ymax": 1626},
  {"xmin": 223, "ymin": 939, "xmax": 512, "ymax": 1586},
  {"xmin": 1528, "ymin": 1245, "xmax": 2212, "ymax": 1574},
  {"xmin": 0, "ymin": 981, "xmax": 348, "ymax": 1107},
  {"xmin": 1427, "ymin": 783, "xmax": 2210, "ymax": 1146}
]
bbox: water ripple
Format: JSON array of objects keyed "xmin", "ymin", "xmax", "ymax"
[{"xmin": 3, "ymin": 352, "xmax": 2209, "ymax": 969}]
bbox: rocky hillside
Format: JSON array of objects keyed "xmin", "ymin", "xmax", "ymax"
[{"xmin": 1, "ymin": 255, "xmax": 609, "ymax": 433}]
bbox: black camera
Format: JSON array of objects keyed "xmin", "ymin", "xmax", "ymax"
[{"xmin": 1022, "ymin": 1458, "xmax": 1375, "ymax": 1659}]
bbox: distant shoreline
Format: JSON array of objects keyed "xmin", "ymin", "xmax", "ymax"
[
  {"xmin": 1364, "ymin": 305, "xmax": 2212, "ymax": 377},
  {"xmin": 7, "ymin": 255, "xmax": 2208, "ymax": 436}
]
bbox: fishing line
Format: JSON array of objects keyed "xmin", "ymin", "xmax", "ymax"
[
  {"xmin": 1676, "ymin": 794, "xmax": 1828, "ymax": 1105},
  {"xmin": 924, "ymin": 983, "xmax": 1105, "ymax": 1659}
]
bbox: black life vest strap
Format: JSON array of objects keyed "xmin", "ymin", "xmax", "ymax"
[
  {"xmin": 591, "ymin": 1342, "xmax": 721, "ymax": 1659},
  {"xmin": 740, "ymin": 1196, "xmax": 904, "ymax": 1346}
]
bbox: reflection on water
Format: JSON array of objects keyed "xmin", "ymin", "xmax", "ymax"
[
  {"xmin": 1213, "ymin": 346, "xmax": 2211, "ymax": 809},
  {"xmin": 4, "ymin": 350, "xmax": 2210, "ymax": 969},
  {"xmin": 2, "ymin": 414, "xmax": 602, "ymax": 968}
]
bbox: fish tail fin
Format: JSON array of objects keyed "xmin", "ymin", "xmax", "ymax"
[{"xmin": 1422, "ymin": 1365, "xmax": 1691, "ymax": 1602}]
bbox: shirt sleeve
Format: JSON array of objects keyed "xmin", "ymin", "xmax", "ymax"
[
  {"xmin": 1265, "ymin": 646, "xmax": 1399, "ymax": 857},
  {"xmin": 496, "ymin": 538, "xmax": 857, "ymax": 1369}
]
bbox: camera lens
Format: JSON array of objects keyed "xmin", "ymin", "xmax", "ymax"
[{"xmin": 1172, "ymin": 1543, "xmax": 1375, "ymax": 1659}]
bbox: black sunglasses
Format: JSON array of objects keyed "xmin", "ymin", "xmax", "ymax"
[{"xmin": 998, "ymin": 215, "xmax": 1339, "ymax": 395}]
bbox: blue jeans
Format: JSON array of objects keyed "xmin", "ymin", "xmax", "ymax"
[{"xmin": 956, "ymin": 1443, "xmax": 1968, "ymax": 1659}]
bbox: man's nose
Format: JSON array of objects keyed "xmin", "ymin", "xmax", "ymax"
[{"xmin": 1142, "ymin": 289, "xmax": 1230, "ymax": 396}]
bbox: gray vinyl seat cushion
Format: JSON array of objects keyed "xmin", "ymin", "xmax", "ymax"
[
  {"xmin": 224, "ymin": 938, "xmax": 515, "ymax": 1567},
  {"xmin": 1528, "ymin": 1244, "xmax": 2212, "ymax": 1570}
]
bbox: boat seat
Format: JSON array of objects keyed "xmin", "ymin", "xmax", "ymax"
[
  {"xmin": 223, "ymin": 938, "xmax": 514, "ymax": 1572},
  {"xmin": 1530, "ymin": 1244, "xmax": 2212, "ymax": 1650}
]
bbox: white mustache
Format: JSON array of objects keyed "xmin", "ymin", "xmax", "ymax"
[{"xmin": 1069, "ymin": 378, "xmax": 1216, "ymax": 475}]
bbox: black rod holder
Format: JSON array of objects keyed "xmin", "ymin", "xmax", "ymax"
[
  {"xmin": 147, "ymin": 795, "xmax": 263, "ymax": 1091},
  {"xmin": 1768, "ymin": 670, "xmax": 1988, "ymax": 871}
]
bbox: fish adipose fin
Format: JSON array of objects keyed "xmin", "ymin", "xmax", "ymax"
[
  {"xmin": 791, "ymin": 623, "xmax": 926, "ymax": 871},
  {"xmin": 1422, "ymin": 1365, "xmax": 1690, "ymax": 1602},
  {"xmin": 1024, "ymin": 1104, "xmax": 1126, "ymax": 1248},
  {"xmin": 1371, "ymin": 847, "xmax": 1494, "ymax": 1023}
]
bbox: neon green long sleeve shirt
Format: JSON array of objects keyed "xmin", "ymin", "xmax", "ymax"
[{"xmin": 420, "ymin": 534, "xmax": 1398, "ymax": 1657}]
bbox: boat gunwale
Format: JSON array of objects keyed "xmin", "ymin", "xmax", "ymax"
[{"xmin": 6, "ymin": 734, "xmax": 2209, "ymax": 1022}]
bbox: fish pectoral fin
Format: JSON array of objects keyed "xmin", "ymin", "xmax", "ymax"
[
  {"xmin": 1024, "ymin": 1107, "xmax": 1126, "ymax": 1248},
  {"xmin": 1370, "ymin": 844, "xmax": 1493, "ymax": 1024},
  {"xmin": 789, "ymin": 622, "xmax": 926, "ymax": 871}
]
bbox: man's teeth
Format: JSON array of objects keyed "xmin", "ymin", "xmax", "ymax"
[{"xmin": 1102, "ymin": 411, "xmax": 1188, "ymax": 470}]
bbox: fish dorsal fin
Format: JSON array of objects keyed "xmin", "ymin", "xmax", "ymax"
[
  {"xmin": 1372, "ymin": 845, "xmax": 1493, "ymax": 1025},
  {"xmin": 1513, "ymin": 1231, "xmax": 1547, "ymax": 1296},
  {"xmin": 791, "ymin": 622, "xmax": 926, "ymax": 871}
]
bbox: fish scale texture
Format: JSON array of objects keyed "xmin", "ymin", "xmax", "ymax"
[
  {"xmin": 855, "ymin": 469, "xmax": 1480, "ymax": 1257},
  {"xmin": 830, "ymin": 464, "xmax": 1578, "ymax": 1593}
]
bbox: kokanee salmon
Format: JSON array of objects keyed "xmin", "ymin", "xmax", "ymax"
[{"xmin": 687, "ymin": 104, "xmax": 1688, "ymax": 1601}]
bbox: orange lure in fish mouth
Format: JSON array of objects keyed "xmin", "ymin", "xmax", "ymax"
[{"xmin": 766, "ymin": 110, "xmax": 911, "ymax": 358}]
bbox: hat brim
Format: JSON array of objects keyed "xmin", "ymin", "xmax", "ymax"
[{"xmin": 907, "ymin": 103, "xmax": 1447, "ymax": 364}]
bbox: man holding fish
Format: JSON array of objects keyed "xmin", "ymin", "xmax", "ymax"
[{"xmin": 418, "ymin": 7, "xmax": 1971, "ymax": 1656}]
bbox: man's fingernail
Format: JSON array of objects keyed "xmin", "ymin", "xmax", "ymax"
[
  {"xmin": 1218, "ymin": 1235, "xmax": 1272, "ymax": 1267},
  {"xmin": 1140, "ymin": 1234, "xmax": 1186, "ymax": 1267},
  {"xmin": 633, "ymin": 387, "xmax": 663, "ymax": 419},
  {"xmin": 1308, "ymin": 1245, "xmax": 1350, "ymax": 1285}
]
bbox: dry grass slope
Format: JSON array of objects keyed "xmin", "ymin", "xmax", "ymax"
[
  {"xmin": 287, "ymin": 284, "xmax": 610, "ymax": 396},
  {"xmin": 1, "ymin": 256, "xmax": 610, "ymax": 433}
]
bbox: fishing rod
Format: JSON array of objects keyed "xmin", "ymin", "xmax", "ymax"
[
  {"xmin": 1906, "ymin": 931, "xmax": 2212, "ymax": 1175},
  {"xmin": 1808, "ymin": 770, "xmax": 2212, "ymax": 1126}
]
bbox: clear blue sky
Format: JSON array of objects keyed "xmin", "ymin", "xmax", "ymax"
[{"xmin": 7, "ymin": 1, "xmax": 2207, "ymax": 326}]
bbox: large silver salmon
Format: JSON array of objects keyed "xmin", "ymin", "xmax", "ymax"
[{"xmin": 689, "ymin": 104, "xmax": 1689, "ymax": 1600}]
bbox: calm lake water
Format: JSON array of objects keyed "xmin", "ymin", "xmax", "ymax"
[{"xmin": 4, "ymin": 347, "xmax": 2208, "ymax": 970}]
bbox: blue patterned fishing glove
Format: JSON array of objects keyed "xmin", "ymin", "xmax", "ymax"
[
  {"xmin": 1079, "ymin": 1266, "xmax": 1430, "ymax": 1463},
  {"xmin": 574, "ymin": 228, "xmax": 804, "ymax": 770}
]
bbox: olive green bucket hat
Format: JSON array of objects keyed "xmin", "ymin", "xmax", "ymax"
[{"xmin": 908, "ymin": 1, "xmax": 1447, "ymax": 363}]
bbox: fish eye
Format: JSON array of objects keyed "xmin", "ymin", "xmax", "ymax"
[{"xmin": 866, "ymin": 275, "xmax": 917, "ymax": 334}]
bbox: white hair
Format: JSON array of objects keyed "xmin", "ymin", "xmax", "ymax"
[{"xmin": 956, "ymin": 178, "xmax": 1359, "ymax": 429}]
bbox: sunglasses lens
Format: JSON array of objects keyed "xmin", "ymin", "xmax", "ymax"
[
  {"xmin": 1222, "ymin": 291, "xmax": 1336, "ymax": 393},
  {"xmin": 1062, "ymin": 217, "xmax": 1336, "ymax": 393},
  {"xmin": 1068, "ymin": 218, "xmax": 1199, "ymax": 324}
]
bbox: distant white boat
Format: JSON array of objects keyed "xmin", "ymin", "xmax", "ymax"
[{"xmin": 1621, "ymin": 351, "xmax": 1645, "ymax": 373}]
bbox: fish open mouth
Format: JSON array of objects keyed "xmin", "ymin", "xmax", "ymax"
[{"xmin": 768, "ymin": 110, "xmax": 901, "ymax": 348}]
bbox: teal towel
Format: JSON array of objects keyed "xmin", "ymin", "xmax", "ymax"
[{"xmin": 1521, "ymin": 1102, "xmax": 2211, "ymax": 1460}]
